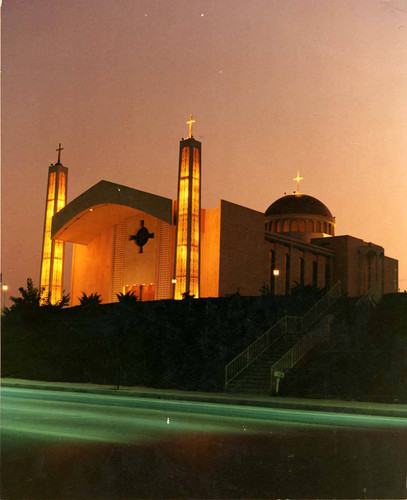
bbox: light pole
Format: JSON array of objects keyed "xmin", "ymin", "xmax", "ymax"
[
  {"xmin": 2, "ymin": 284, "xmax": 8, "ymax": 310},
  {"xmin": 271, "ymin": 269, "xmax": 279, "ymax": 295}
]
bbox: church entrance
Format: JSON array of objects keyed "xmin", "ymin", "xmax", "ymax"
[{"xmin": 124, "ymin": 284, "xmax": 155, "ymax": 302}]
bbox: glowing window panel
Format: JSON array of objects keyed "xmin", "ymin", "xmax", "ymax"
[
  {"xmin": 40, "ymin": 258, "xmax": 51, "ymax": 301},
  {"xmin": 48, "ymin": 172, "xmax": 56, "ymax": 201},
  {"xmin": 174, "ymin": 147, "xmax": 190, "ymax": 299},
  {"xmin": 180, "ymin": 147, "xmax": 189, "ymax": 177},
  {"xmin": 56, "ymin": 172, "xmax": 66, "ymax": 212},
  {"xmin": 51, "ymin": 239, "xmax": 64, "ymax": 304},
  {"xmin": 40, "ymin": 173, "xmax": 56, "ymax": 302},
  {"xmin": 178, "ymin": 178, "xmax": 189, "ymax": 215}
]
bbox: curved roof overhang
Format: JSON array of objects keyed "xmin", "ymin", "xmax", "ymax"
[{"xmin": 52, "ymin": 180, "xmax": 173, "ymax": 244}]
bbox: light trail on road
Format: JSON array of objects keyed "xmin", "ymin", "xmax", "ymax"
[
  {"xmin": 3, "ymin": 387, "xmax": 407, "ymax": 450},
  {"xmin": 2, "ymin": 387, "xmax": 407, "ymax": 499}
]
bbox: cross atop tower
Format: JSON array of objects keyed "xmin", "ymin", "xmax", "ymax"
[
  {"xmin": 187, "ymin": 114, "xmax": 196, "ymax": 138},
  {"xmin": 293, "ymin": 171, "xmax": 304, "ymax": 194},
  {"xmin": 56, "ymin": 143, "xmax": 64, "ymax": 164}
]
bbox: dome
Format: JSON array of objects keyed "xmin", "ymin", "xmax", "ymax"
[{"xmin": 265, "ymin": 194, "xmax": 334, "ymax": 221}]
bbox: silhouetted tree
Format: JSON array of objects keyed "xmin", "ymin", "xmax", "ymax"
[
  {"xmin": 7, "ymin": 278, "xmax": 40, "ymax": 310},
  {"xmin": 116, "ymin": 290, "xmax": 138, "ymax": 304},
  {"xmin": 3, "ymin": 278, "xmax": 70, "ymax": 323},
  {"xmin": 79, "ymin": 292, "xmax": 102, "ymax": 307}
]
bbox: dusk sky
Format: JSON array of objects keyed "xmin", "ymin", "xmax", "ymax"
[{"xmin": 2, "ymin": 0, "xmax": 407, "ymax": 301}]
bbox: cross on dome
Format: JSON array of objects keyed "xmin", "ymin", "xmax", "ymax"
[{"xmin": 293, "ymin": 171, "xmax": 304, "ymax": 194}]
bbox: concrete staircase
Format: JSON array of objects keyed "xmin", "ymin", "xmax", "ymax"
[
  {"xmin": 224, "ymin": 283, "xmax": 342, "ymax": 395},
  {"xmin": 226, "ymin": 332, "xmax": 302, "ymax": 394}
]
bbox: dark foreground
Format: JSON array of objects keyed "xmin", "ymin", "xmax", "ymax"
[{"xmin": 2, "ymin": 387, "xmax": 407, "ymax": 499}]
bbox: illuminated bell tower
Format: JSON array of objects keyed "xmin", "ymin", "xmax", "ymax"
[
  {"xmin": 39, "ymin": 144, "xmax": 68, "ymax": 304},
  {"xmin": 174, "ymin": 115, "xmax": 201, "ymax": 299}
]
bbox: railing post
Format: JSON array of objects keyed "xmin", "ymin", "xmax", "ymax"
[{"xmin": 270, "ymin": 367, "xmax": 274, "ymax": 394}]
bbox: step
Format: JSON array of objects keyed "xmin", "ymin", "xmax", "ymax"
[
  {"xmin": 226, "ymin": 386, "xmax": 269, "ymax": 394},
  {"xmin": 243, "ymin": 374, "xmax": 270, "ymax": 381},
  {"xmin": 226, "ymin": 381, "xmax": 269, "ymax": 390}
]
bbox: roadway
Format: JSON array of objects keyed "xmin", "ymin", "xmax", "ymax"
[{"xmin": 2, "ymin": 386, "xmax": 407, "ymax": 498}]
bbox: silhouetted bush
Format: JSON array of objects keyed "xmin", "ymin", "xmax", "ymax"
[{"xmin": 79, "ymin": 292, "xmax": 102, "ymax": 307}]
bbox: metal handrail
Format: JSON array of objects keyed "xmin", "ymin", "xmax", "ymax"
[
  {"xmin": 224, "ymin": 281, "xmax": 341, "ymax": 388},
  {"xmin": 270, "ymin": 315, "xmax": 332, "ymax": 393},
  {"xmin": 224, "ymin": 317, "xmax": 286, "ymax": 387},
  {"xmin": 356, "ymin": 286, "xmax": 382, "ymax": 307}
]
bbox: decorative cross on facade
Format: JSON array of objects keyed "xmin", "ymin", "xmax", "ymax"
[
  {"xmin": 56, "ymin": 143, "xmax": 64, "ymax": 163},
  {"xmin": 129, "ymin": 220, "xmax": 154, "ymax": 253},
  {"xmin": 293, "ymin": 171, "xmax": 304, "ymax": 194},
  {"xmin": 187, "ymin": 114, "xmax": 196, "ymax": 138}
]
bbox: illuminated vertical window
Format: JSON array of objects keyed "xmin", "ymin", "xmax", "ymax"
[
  {"xmin": 40, "ymin": 161, "xmax": 68, "ymax": 305},
  {"xmin": 40, "ymin": 172, "xmax": 56, "ymax": 301},
  {"xmin": 189, "ymin": 147, "xmax": 200, "ymax": 298},
  {"xmin": 51, "ymin": 239, "xmax": 64, "ymax": 303},
  {"xmin": 56, "ymin": 172, "xmax": 66, "ymax": 212},
  {"xmin": 174, "ymin": 147, "xmax": 190, "ymax": 299}
]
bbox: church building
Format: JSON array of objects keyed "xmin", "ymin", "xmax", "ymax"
[{"xmin": 40, "ymin": 118, "xmax": 398, "ymax": 306}]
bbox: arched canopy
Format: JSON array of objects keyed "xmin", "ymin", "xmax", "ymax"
[{"xmin": 52, "ymin": 180, "xmax": 173, "ymax": 244}]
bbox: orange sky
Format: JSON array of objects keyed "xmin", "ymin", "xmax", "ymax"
[{"xmin": 2, "ymin": 0, "xmax": 407, "ymax": 301}]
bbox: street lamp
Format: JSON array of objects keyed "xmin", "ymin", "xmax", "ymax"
[
  {"xmin": 271, "ymin": 269, "xmax": 280, "ymax": 295},
  {"xmin": 2, "ymin": 284, "xmax": 8, "ymax": 310}
]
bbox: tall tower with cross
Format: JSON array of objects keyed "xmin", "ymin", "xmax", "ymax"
[
  {"xmin": 39, "ymin": 143, "xmax": 68, "ymax": 304},
  {"xmin": 173, "ymin": 115, "xmax": 201, "ymax": 299}
]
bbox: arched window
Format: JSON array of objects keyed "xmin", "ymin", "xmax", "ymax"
[
  {"xmin": 307, "ymin": 221, "xmax": 314, "ymax": 232},
  {"xmin": 291, "ymin": 220, "xmax": 298, "ymax": 231},
  {"xmin": 299, "ymin": 220, "xmax": 306, "ymax": 232},
  {"xmin": 276, "ymin": 220, "xmax": 282, "ymax": 232},
  {"xmin": 316, "ymin": 221, "xmax": 321, "ymax": 232},
  {"xmin": 283, "ymin": 220, "xmax": 290, "ymax": 232}
]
